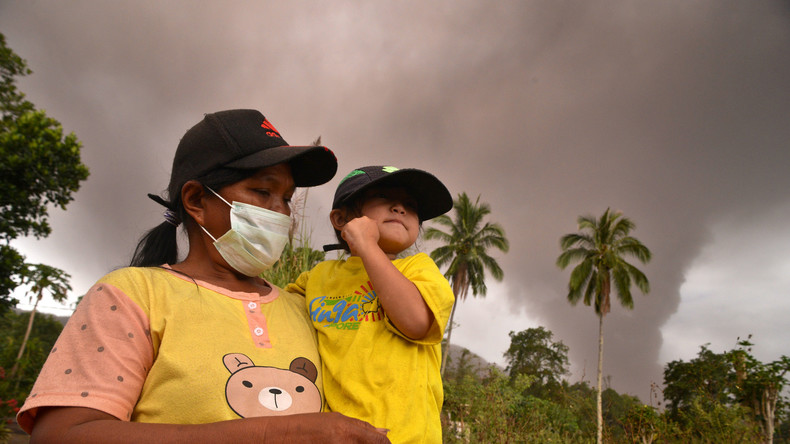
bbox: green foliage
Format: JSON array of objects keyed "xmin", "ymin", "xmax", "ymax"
[
  {"xmin": 262, "ymin": 234, "xmax": 325, "ymax": 288},
  {"xmin": 504, "ymin": 327, "xmax": 570, "ymax": 398},
  {"xmin": 601, "ymin": 388, "xmax": 644, "ymax": 443},
  {"xmin": 0, "ymin": 247, "xmax": 24, "ymax": 309},
  {"xmin": 426, "ymin": 192, "xmax": 508, "ymax": 375},
  {"xmin": 1, "ymin": 110, "xmax": 88, "ymax": 241},
  {"xmin": 0, "ymin": 310, "xmax": 64, "ymax": 409},
  {"xmin": 439, "ymin": 324, "xmax": 790, "ymax": 442},
  {"xmin": 0, "ymin": 33, "xmax": 34, "ymax": 122},
  {"xmin": 663, "ymin": 337, "xmax": 790, "ymax": 443},
  {"xmin": 0, "ymin": 32, "xmax": 89, "ymax": 311},
  {"xmin": 442, "ymin": 368, "xmax": 587, "ymax": 443},
  {"xmin": 426, "ymin": 192, "xmax": 509, "ymax": 301},
  {"xmin": 663, "ymin": 344, "xmax": 736, "ymax": 422},
  {"xmin": 8, "ymin": 264, "xmax": 71, "ymax": 380},
  {"xmin": 729, "ymin": 337, "xmax": 790, "ymax": 443},
  {"xmin": 17, "ymin": 264, "xmax": 72, "ymax": 305},
  {"xmin": 1, "ymin": 309, "xmax": 63, "ymax": 442},
  {"xmin": 556, "ymin": 208, "xmax": 651, "ymax": 315},
  {"xmin": 619, "ymin": 402, "xmax": 663, "ymax": 443},
  {"xmin": 442, "ymin": 327, "xmax": 673, "ymax": 443},
  {"xmin": 669, "ymin": 398, "xmax": 762, "ymax": 443}
]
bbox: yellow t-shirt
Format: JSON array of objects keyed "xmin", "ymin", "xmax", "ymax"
[
  {"xmin": 287, "ymin": 253, "xmax": 454, "ymax": 444},
  {"xmin": 18, "ymin": 266, "xmax": 322, "ymax": 433}
]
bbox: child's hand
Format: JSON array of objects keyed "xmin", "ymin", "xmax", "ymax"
[{"xmin": 341, "ymin": 216, "xmax": 380, "ymax": 256}]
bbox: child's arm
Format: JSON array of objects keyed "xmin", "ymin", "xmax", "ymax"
[{"xmin": 340, "ymin": 216, "xmax": 433, "ymax": 340}]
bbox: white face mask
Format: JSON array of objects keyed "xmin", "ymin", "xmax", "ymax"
[{"xmin": 199, "ymin": 188, "xmax": 292, "ymax": 277}]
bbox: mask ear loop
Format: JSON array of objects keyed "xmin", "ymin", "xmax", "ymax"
[
  {"xmin": 191, "ymin": 187, "xmax": 227, "ymax": 241},
  {"xmin": 205, "ymin": 186, "xmax": 233, "ymax": 208},
  {"xmin": 198, "ymin": 224, "xmax": 219, "ymax": 242}
]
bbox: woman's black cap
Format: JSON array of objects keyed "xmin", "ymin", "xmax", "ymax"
[{"xmin": 169, "ymin": 109, "xmax": 337, "ymax": 191}]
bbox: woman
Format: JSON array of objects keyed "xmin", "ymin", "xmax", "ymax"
[{"xmin": 17, "ymin": 109, "xmax": 389, "ymax": 443}]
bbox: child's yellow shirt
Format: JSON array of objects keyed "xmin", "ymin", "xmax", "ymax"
[{"xmin": 288, "ymin": 253, "xmax": 454, "ymax": 444}]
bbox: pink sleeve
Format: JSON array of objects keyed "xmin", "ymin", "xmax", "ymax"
[{"xmin": 16, "ymin": 281, "xmax": 154, "ymax": 433}]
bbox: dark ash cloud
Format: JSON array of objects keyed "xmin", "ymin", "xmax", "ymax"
[{"xmin": 2, "ymin": 0, "xmax": 789, "ymax": 398}]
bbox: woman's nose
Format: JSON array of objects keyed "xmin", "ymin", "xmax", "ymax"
[{"xmin": 271, "ymin": 199, "xmax": 291, "ymax": 216}]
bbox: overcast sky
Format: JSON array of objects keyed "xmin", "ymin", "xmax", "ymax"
[{"xmin": 2, "ymin": 1, "xmax": 789, "ymax": 401}]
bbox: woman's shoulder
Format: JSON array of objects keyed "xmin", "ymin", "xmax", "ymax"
[
  {"xmin": 98, "ymin": 265, "xmax": 171, "ymax": 283},
  {"xmin": 94, "ymin": 266, "xmax": 185, "ymax": 296}
]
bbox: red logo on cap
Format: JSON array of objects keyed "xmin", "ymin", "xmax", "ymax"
[{"xmin": 261, "ymin": 119, "xmax": 282, "ymax": 139}]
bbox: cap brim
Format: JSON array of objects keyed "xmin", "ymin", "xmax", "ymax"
[
  {"xmin": 225, "ymin": 145, "xmax": 337, "ymax": 187},
  {"xmin": 341, "ymin": 169, "xmax": 453, "ymax": 221}
]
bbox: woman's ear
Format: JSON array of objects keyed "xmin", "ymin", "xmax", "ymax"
[
  {"xmin": 181, "ymin": 180, "xmax": 208, "ymax": 226},
  {"xmin": 329, "ymin": 209, "xmax": 348, "ymax": 231}
]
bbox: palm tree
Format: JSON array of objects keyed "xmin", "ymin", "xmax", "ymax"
[
  {"xmin": 9, "ymin": 263, "xmax": 71, "ymax": 378},
  {"xmin": 425, "ymin": 193, "xmax": 509, "ymax": 376},
  {"xmin": 556, "ymin": 208, "xmax": 651, "ymax": 444}
]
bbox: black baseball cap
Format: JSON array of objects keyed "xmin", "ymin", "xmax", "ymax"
[
  {"xmin": 169, "ymin": 109, "xmax": 337, "ymax": 191},
  {"xmin": 332, "ymin": 165, "xmax": 453, "ymax": 221}
]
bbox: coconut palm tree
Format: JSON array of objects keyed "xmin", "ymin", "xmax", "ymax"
[
  {"xmin": 425, "ymin": 192, "xmax": 509, "ymax": 376},
  {"xmin": 556, "ymin": 208, "xmax": 651, "ymax": 444}
]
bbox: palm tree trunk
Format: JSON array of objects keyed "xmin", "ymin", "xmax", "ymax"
[
  {"xmin": 440, "ymin": 300, "xmax": 458, "ymax": 377},
  {"xmin": 9, "ymin": 291, "xmax": 41, "ymax": 379},
  {"xmin": 596, "ymin": 312, "xmax": 604, "ymax": 444}
]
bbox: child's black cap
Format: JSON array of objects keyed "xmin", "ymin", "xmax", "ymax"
[
  {"xmin": 169, "ymin": 109, "xmax": 337, "ymax": 191},
  {"xmin": 332, "ymin": 166, "xmax": 453, "ymax": 221}
]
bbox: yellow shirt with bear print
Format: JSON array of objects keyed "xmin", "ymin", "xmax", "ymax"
[{"xmin": 18, "ymin": 266, "xmax": 323, "ymax": 432}]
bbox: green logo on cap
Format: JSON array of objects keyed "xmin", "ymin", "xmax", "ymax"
[
  {"xmin": 339, "ymin": 166, "xmax": 400, "ymax": 185},
  {"xmin": 339, "ymin": 169, "xmax": 365, "ymax": 185}
]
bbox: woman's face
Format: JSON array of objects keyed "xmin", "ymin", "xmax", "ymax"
[{"xmin": 203, "ymin": 163, "xmax": 295, "ymax": 237}]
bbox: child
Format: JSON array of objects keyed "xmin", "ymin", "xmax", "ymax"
[{"xmin": 287, "ymin": 165, "xmax": 456, "ymax": 444}]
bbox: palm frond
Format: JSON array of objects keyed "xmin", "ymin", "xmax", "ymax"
[
  {"xmin": 557, "ymin": 208, "xmax": 651, "ymax": 316},
  {"xmin": 428, "ymin": 192, "xmax": 508, "ymax": 301}
]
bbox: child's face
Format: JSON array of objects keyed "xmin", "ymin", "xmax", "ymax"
[{"xmin": 357, "ymin": 186, "xmax": 420, "ymax": 256}]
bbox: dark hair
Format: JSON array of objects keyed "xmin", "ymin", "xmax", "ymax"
[{"xmin": 130, "ymin": 167, "xmax": 258, "ymax": 267}]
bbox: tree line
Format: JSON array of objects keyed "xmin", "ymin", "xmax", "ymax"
[{"xmin": 440, "ymin": 327, "xmax": 789, "ymax": 443}]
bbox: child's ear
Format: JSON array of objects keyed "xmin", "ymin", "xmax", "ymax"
[
  {"xmin": 330, "ymin": 209, "xmax": 348, "ymax": 230},
  {"xmin": 181, "ymin": 180, "xmax": 209, "ymax": 226}
]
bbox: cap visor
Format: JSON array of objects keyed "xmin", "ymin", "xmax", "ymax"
[
  {"xmin": 225, "ymin": 145, "xmax": 337, "ymax": 187},
  {"xmin": 344, "ymin": 169, "xmax": 452, "ymax": 221}
]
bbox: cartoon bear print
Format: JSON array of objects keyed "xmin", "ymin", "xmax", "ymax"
[{"xmin": 223, "ymin": 353, "xmax": 322, "ymax": 417}]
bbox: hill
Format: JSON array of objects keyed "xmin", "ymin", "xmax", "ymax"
[{"xmin": 444, "ymin": 343, "xmax": 505, "ymax": 378}]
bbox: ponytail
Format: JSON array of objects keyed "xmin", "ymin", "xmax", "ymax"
[
  {"xmin": 130, "ymin": 221, "xmax": 180, "ymax": 266},
  {"xmin": 130, "ymin": 193, "xmax": 185, "ymax": 267}
]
